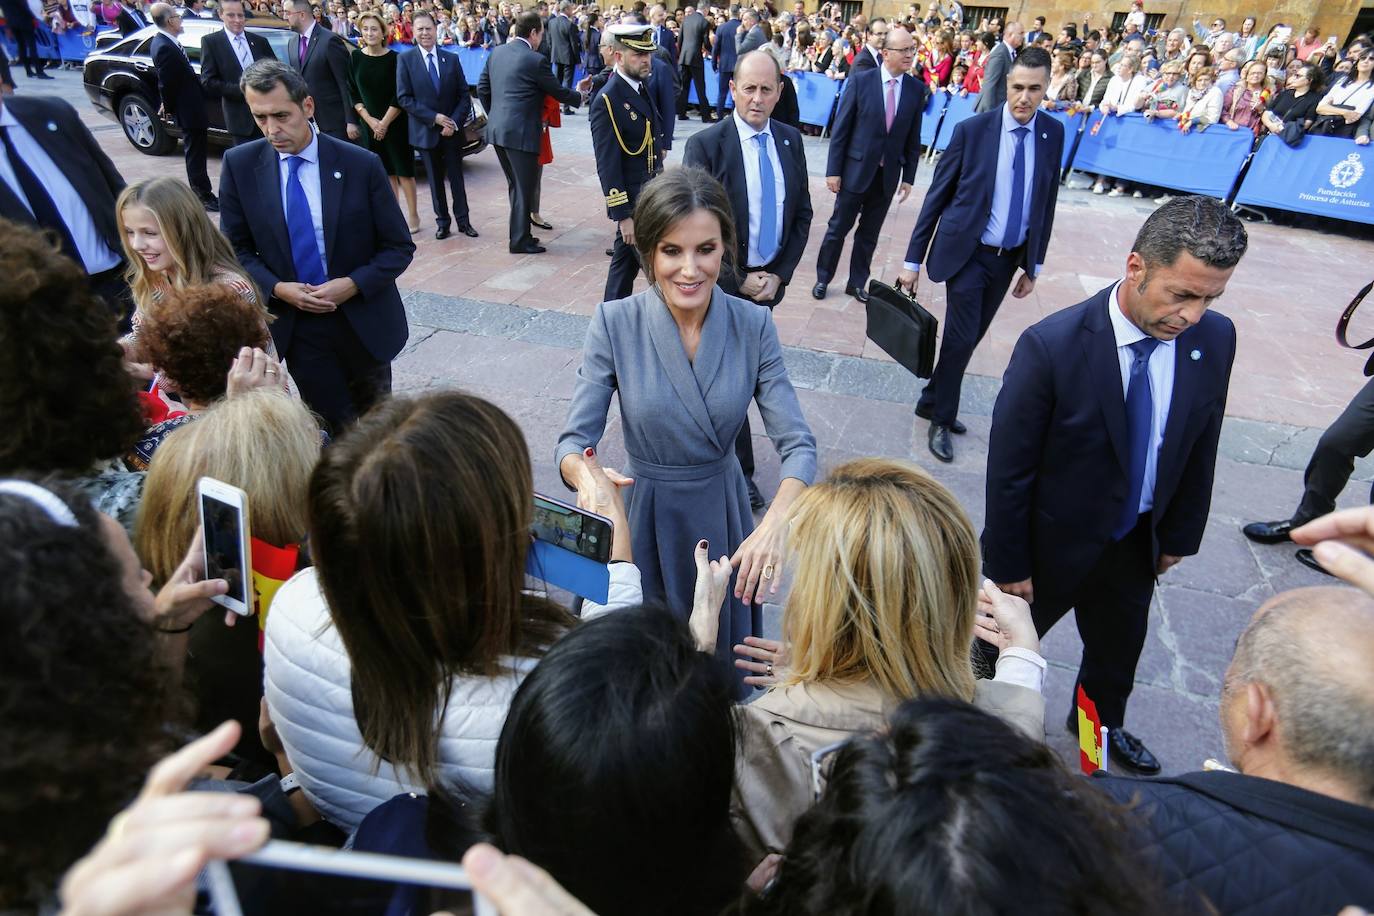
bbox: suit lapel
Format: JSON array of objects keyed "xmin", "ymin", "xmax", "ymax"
[
  {"xmin": 646, "ymin": 291, "xmax": 722, "ymax": 451},
  {"xmin": 317, "ymin": 135, "xmax": 342, "ymax": 269},
  {"xmin": 1156, "ymin": 328, "xmax": 1200, "ymax": 491},
  {"xmin": 1082, "ymin": 292, "xmax": 1131, "ymax": 476},
  {"xmin": 693, "ymin": 286, "xmax": 727, "ymax": 402},
  {"xmin": 717, "ymin": 119, "xmax": 750, "ymax": 260},
  {"xmin": 255, "ymin": 142, "xmax": 292, "ymax": 275}
]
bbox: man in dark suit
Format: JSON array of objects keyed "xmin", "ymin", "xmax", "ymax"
[
  {"xmin": 848, "ymin": 17, "xmax": 886, "ymax": 72},
  {"xmin": 546, "ymin": 0, "xmax": 579, "ymax": 111},
  {"xmin": 811, "ymin": 26, "xmax": 923, "ymax": 305},
  {"xmin": 676, "ymin": 7, "xmax": 711, "ymax": 121},
  {"xmin": 478, "ymin": 11, "xmax": 586, "ymax": 254},
  {"xmin": 649, "ymin": 3, "xmax": 676, "ymax": 63},
  {"xmin": 397, "ymin": 12, "xmax": 478, "ymax": 241},
  {"xmin": 1, "ymin": 0, "xmax": 49, "ymax": 78},
  {"xmin": 683, "ymin": 49, "xmax": 811, "ymax": 509},
  {"xmin": 974, "ymin": 19, "xmax": 1022, "ymax": 112},
  {"xmin": 199, "ymin": 0, "xmax": 274, "ymax": 146},
  {"xmin": 114, "ymin": 0, "xmax": 148, "ymax": 34},
  {"xmin": 711, "ymin": 5, "xmax": 740, "ymax": 121},
  {"xmin": 735, "ymin": 8, "xmax": 763, "ymax": 55},
  {"xmin": 284, "ymin": 0, "xmax": 356, "ymax": 141},
  {"xmin": 896, "ymin": 47, "xmax": 1062, "ymax": 464},
  {"xmin": 983, "ymin": 197, "xmax": 1247, "ymax": 774},
  {"xmin": 590, "ymin": 23, "xmax": 666, "ymax": 301},
  {"xmin": 150, "ymin": 3, "xmax": 216, "ymax": 209},
  {"xmin": 219, "ymin": 59, "xmax": 415, "ymax": 433},
  {"xmin": 0, "ymin": 93, "xmax": 130, "ymax": 319}
]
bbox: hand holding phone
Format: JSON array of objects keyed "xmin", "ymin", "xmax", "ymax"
[{"xmin": 198, "ymin": 477, "xmax": 253, "ymax": 617}]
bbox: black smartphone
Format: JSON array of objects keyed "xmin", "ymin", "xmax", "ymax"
[{"xmin": 532, "ymin": 493, "xmax": 613, "ymax": 565}]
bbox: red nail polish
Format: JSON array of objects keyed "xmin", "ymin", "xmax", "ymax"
[{"xmin": 584, "ymin": 447, "xmax": 594, "ymax": 457}]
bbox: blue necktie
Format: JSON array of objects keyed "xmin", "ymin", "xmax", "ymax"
[
  {"xmin": 285, "ymin": 156, "xmax": 327, "ymax": 286},
  {"xmin": 1001, "ymin": 126, "xmax": 1029, "ymax": 251},
  {"xmin": 754, "ymin": 133, "xmax": 778, "ymax": 264},
  {"xmin": 1114, "ymin": 337, "xmax": 1160, "ymax": 539},
  {"xmin": 426, "ymin": 51, "xmax": 440, "ymax": 91}
]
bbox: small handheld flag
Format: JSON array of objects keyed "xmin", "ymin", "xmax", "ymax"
[{"xmin": 1076, "ymin": 685, "xmax": 1107, "ymax": 775}]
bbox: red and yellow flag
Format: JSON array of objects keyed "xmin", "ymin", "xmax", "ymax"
[
  {"xmin": 251, "ymin": 537, "xmax": 300, "ymax": 652},
  {"xmin": 1076, "ymin": 685, "xmax": 1105, "ymax": 775}
]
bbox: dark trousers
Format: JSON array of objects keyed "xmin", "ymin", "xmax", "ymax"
[
  {"xmin": 555, "ymin": 61, "xmax": 576, "ymax": 94},
  {"xmin": 182, "ymin": 127, "xmax": 213, "ymax": 200},
  {"xmin": 677, "ymin": 62, "xmax": 708, "ymax": 117},
  {"xmin": 1293, "ymin": 375, "xmax": 1374, "ymax": 524},
  {"xmin": 11, "ymin": 25, "xmax": 43, "ymax": 75},
  {"xmin": 494, "ymin": 144, "xmax": 539, "ymax": 250},
  {"xmin": 285, "ymin": 312, "xmax": 393, "ymax": 436},
  {"xmin": 604, "ymin": 225, "xmax": 644, "ymax": 301},
  {"xmin": 815, "ymin": 167, "xmax": 891, "ymax": 291},
  {"xmin": 917, "ymin": 244, "xmax": 1021, "ymax": 425},
  {"xmin": 715, "ymin": 68, "xmax": 732, "ymax": 120},
  {"xmin": 0, "ymin": 44, "xmax": 13, "ymax": 87},
  {"xmin": 420, "ymin": 136, "xmax": 470, "ymax": 229}
]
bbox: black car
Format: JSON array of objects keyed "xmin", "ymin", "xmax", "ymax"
[{"xmin": 82, "ymin": 20, "xmax": 488, "ymax": 158}]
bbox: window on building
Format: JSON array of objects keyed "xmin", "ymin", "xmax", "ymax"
[
  {"xmin": 962, "ymin": 5, "xmax": 1008, "ymax": 30},
  {"xmin": 1110, "ymin": 10, "xmax": 1165, "ymax": 33}
]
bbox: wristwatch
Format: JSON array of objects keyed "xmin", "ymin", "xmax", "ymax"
[{"xmin": 279, "ymin": 772, "xmax": 301, "ymax": 796}]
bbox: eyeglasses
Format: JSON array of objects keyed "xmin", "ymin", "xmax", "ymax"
[{"xmin": 884, "ymin": 45, "xmax": 915, "ymax": 54}]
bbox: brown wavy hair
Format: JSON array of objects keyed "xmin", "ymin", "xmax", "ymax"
[{"xmin": 138, "ymin": 284, "xmax": 270, "ymax": 405}]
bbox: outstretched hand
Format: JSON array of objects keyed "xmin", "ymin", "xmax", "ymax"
[{"xmin": 690, "ymin": 539, "xmax": 732, "ymax": 652}]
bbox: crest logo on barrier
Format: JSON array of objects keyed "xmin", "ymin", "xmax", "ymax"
[{"xmin": 1330, "ymin": 153, "xmax": 1365, "ymax": 191}]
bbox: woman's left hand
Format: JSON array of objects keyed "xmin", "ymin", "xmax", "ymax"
[
  {"xmin": 734, "ymin": 636, "xmax": 784, "ymax": 687},
  {"xmin": 226, "ymin": 346, "xmax": 286, "ymax": 398},
  {"xmin": 731, "ymin": 512, "xmax": 786, "ymax": 605}
]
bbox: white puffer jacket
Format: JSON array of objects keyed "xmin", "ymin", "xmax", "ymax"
[{"xmin": 263, "ymin": 564, "xmax": 643, "ymax": 832}]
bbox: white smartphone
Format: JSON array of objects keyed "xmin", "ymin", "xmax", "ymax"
[
  {"xmin": 206, "ymin": 840, "xmax": 495, "ymax": 916},
  {"xmin": 197, "ymin": 476, "xmax": 253, "ymax": 617}
]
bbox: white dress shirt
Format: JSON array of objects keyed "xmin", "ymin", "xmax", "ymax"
[
  {"xmin": 1108, "ymin": 281, "xmax": 1175, "ymax": 516},
  {"xmin": 0, "ymin": 106, "xmax": 122, "ymax": 274},
  {"xmin": 980, "ymin": 105, "xmax": 1038, "ymax": 255},
  {"xmin": 277, "ymin": 129, "xmax": 328, "ymax": 274},
  {"xmin": 732, "ymin": 112, "xmax": 786, "ymax": 268},
  {"xmin": 879, "ymin": 63, "xmax": 903, "ymax": 110},
  {"xmin": 227, "ymin": 27, "xmax": 252, "ymax": 67}
]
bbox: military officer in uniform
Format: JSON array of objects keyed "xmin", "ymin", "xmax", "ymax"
[{"xmin": 590, "ymin": 24, "xmax": 667, "ymax": 302}]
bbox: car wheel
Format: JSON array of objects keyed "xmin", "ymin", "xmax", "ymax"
[{"xmin": 119, "ymin": 92, "xmax": 175, "ymax": 155}]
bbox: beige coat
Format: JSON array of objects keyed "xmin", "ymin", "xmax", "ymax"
[{"xmin": 731, "ymin": 678, "xmax": 1044, "ymax": 861}]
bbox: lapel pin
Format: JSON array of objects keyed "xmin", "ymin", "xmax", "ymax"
[
  {"xmin": 333, "ymin": 170, "xmax": 342, "ymax": 179},
  {"xmin": 783, "ymin": 138, "xmax": 790, "ymax": 146},
  {"xmin": 1190, "ymin": 349, "xmax": 1201, "ymax": 361},
  {"xmin": 1041, "ymin": 132, "xmax": 1048, "ymax": 139},
  {"xmin": 46, "ymin": 121, "xmax": 57, "ymax": 132}
]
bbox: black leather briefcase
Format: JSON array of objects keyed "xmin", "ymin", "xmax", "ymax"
[{"xmin": 864, "ymin": 279, "xmax": 939, "ymax": 379}]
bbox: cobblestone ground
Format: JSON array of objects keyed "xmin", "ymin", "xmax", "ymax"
[{"xmin": 36, "ymin": 65, "xmax": 1374, "ymax": 774}]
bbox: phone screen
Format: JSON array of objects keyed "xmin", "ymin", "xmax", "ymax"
[
  {"xmin": 222, "ymin": 860, "xmax": 475, "ymax": 916},
  {"xmin": 201, "ymin": 492, "xmax": 247, "ymax": 605},
  {"xmin": 532, "ymin": 495, "xmax": 612, "ymax": 564}
]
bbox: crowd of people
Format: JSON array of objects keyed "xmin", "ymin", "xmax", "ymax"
[{"xmin": 2, "ymin": 0, "xmax": 1374, "ymax": 914}]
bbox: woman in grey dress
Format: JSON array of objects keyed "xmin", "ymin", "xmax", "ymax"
[{"xmin": 556, "ymin": 168, "xmax": 817, "ymax": 687}]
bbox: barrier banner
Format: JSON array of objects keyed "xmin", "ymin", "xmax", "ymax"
[
  {"xmin": 791, "ymin": 69, "xmax": 840, "ymax": 127},
  {"xmin": 933, "ymin": 90, "xmax": 978, "ymax": 150},
  {"xmin": 1072, "ymin": 112, "xmax": 1251, "ymax": 197},
  {"xmin": 920, "ymin": 89, "xmax": 948, "ymax": 146},
  {"xmin": 1234, "ymin": 135, "xmax": 1374, "ymax": 223},
  {"xmin": 1044, "ymin": 108, "xmax": 1085, "ymax": 170},
  {"xmin": 3, "ymin": 22, "xmax": 116, "ymax": 62}
]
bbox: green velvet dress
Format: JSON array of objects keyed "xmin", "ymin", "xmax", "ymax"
[{"xmin": 348, "ymin": 48, "xmax": 414, "ymax": 178}]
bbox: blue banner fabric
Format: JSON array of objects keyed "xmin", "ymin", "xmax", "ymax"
[
  {"xmin": 1235, "ymin": 135, "xmax": 1374, "ymax": 224},
  {"xmin": 1043, "ymin": 108, "xmax": 1085, "ymax": 169},
  {"xmin": 791, "ymin": 69, "xmax": 841, "ymax": 127},
  {"xmin": 1072, "ymin": 112, "xmax": 1251, "ymax": 197},
  {"xmin": 933, "ymin": 90, "xmax": 978, "ymax": 150},
  {"xmin": 526, "ymin": 538, "xmax": 610, "ymax": 604},
  {"xmin": 920, "ymin": 89, "xmax": 949, "ymax": 146}
]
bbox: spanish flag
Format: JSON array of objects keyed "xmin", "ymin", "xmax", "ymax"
[
  {"xmin": 251, "ymin": 537, "xmax": 300, "ymax": 653},
  {"xmin": 1076, "ymin": 685, "xmax": 1106, "ymax": 775}
]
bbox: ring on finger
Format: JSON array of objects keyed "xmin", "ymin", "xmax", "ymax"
[
  {"xmin": 766, "ymin": 661, "xmax": 773, "ymax": 677},
  {"xmin": 762, "ymin": 563, "xmax": 775, "ymax": 580},
  {"xmin": 264, "ymin": 368, "xmax": 278, "ymax": 375}
]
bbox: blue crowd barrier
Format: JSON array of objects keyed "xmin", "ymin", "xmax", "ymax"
[
  {"xmin": 932, "ymin": 90, "xmax": 978, "ymax": 150},
  {"xmin": 1043, "ymin": 108, "xmax": 1086, "ymax": 170},
  {"xmin": 920, "ymin": 89, "xmax": 948, "ymax": 147},
  {"xmin": 791, "ymin": 69, "xmax": 840, "ymax": 128},
  {"xmin": 1234, "ymin": 135, "xmax": 1374, "ymax": 225},
  {"xmin": 1, "ymin": 21, "xmax": 113, "ymax": 63},
  {"xmin": 386, "ymin": 44, "xmax": 489, "ymax": 86},
  {"xmin": 1072, "ymin": 112, "xmax": 1252, "ymax": 197}
]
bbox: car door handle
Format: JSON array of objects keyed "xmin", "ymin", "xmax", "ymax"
[{"xmin": 135, "ymin": 61, "xmax": 151, "ymax": 71}]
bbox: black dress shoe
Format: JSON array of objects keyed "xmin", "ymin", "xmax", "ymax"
[
  {"xmin": 605, "ymin": 247, "xmax": 615, "ymax": 257},
  {"xmin": 33, "ymin": 71, "xmax": 53, "ymax": 79},
  {"xmin": 562, "ymin": 106, "xmax": 576, "ymax": 115},
  {"xmin": 1065, "ymin": 705, "xmax": 1077, "ymax": 735},
  {"xmin": 458, "ymin": 223, "xmax": 479, "ymax": 238},
  {"xmin": 914, "ymin": 403, "xmax": 967, "ymax": 434},
  {"xmin": 811, "ymin": 282, "xmax": 827, "ymax": 299},
  {"xmin": 1294, "ymin": 548, "xmax": 1335, "ymax": 577},
  {"xmin": 928, "ymin": 424, "xmax": 954, "ymax": 463},
  {"xmin": 746, "ymin": 478, "xmax": 766, "ymax": 511},
  {"xmin": 510, "ymin": 243, "xmax": 547, "ymax": 254},
  {"xmin": 1107, "ymin": 729, "xmax": 1161, "ymax": 775},
  {"xmin": 530, "ymin": 216, "xmax": 553, "ymax": 230},
  {"xmin": 844, "ymin": 284, "xmax": 870, "ymax": 304},
  {"xmin": 436, "ymin": 226, "xmax": 452, "ymax": 240},
  {"xmin": 1241, "ymin": 519, "xmax": 1294, "ymax": 544}
]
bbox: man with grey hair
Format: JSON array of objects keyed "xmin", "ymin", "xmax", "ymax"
[
  {"xmin": 1096, "ymin": 586, "xmax": 1374, "ymax": 913},
  {"xmin": 546, "ymin": 0, "xmax": 580, "ymax": 108},
  {"xmin": 149, "ymin": 2, "xmax": 216, "ymax": 208},
  {"xmin": 736, "ymin": 8, "xmax": 763, "ymax": 55},
  {"xmin": 284, "ymin": 0, "xmax": 356, "ymax": 140},
  {"xmin": 984, "ymin": 196, "xmax": 1247, "ymax": 774}
]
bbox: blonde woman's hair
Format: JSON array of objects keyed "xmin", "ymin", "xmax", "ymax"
[
  {"xmin": 135, "ymin": 390, "xmax": 321, "ymax": 588},
  {"xmin": 116, "ymin": 177, "xmax": 261, "ymax": 311},
  {"xmin": 781, "ymin": 458, "xmax": 980, "ymax": 703}
]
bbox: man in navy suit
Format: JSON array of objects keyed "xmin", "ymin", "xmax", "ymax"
[
  {"xmin": 847, "ymin": 17, "xmax": 887, "ymax": 72},
  {"xmin": 897, "ymin": 46, "xmax": 1062, "ymax": 463},
  {"xmin": 397, "ymin": 12, "xmax": 478, "ymax": 240},
  {"xmin": 982, "ymin": 197, "xmax": 1248, "ymax": 774},
  {"xmin": 219, "ymin": 60, "xmax": 415, "ymax": 434},
  {"xmin": 711, "ymin": 5, "xmax": 741, "ymax": 122},
  {"xmin": 811, "ymin": 25, "xmax": 924, "ymax": 305},
  {"xmin": 150, "ymin": 3, "xmax": 216, "ymax": 209}
]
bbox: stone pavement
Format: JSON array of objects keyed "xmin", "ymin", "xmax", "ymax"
[{"xmin": 34, "ymin": 68, "xmax": 1374, "ymax": 773}]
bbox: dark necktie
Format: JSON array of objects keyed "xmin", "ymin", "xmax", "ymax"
[
  {"xmin": 285, "ymin": 156, "xmax": 327, "ymax": 285},
  {"xmin": 298, "ymin": 32, "xmax": 309, "ymax": 66},
  {"xmin": 1114, "ymin": 337, "xmax": 1161, "ymax": 539},
  {"xmin": 0, "ymin": 126, "xmax": 80, "ymax": 263},
  {"xmin": 1000, "ymin": 126, "xmax": 1029, "ymax": 250},
  {"xmin": 427, "ymin": 51, "xmax": 440, "ymax": 90}
]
